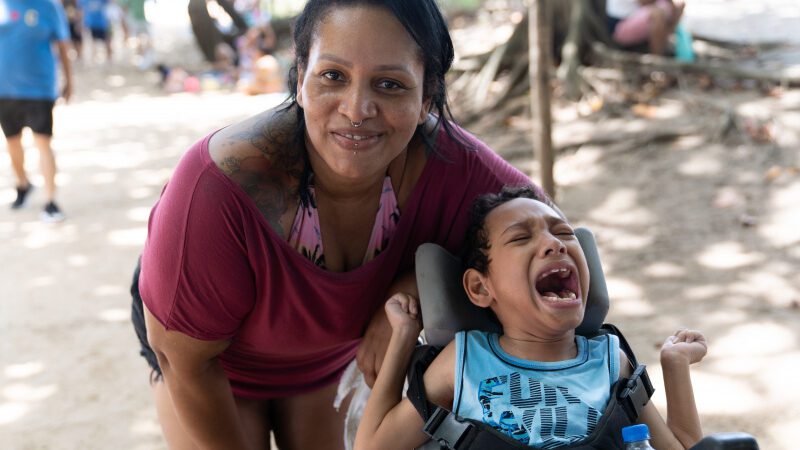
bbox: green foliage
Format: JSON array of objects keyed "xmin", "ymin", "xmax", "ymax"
[{"xmin": 439, "ymin": 0, "xmax": 483, "ymax": 11}]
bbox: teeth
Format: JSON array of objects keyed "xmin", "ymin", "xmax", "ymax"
[
  {"xmin": 541, "ymin": 290, "xmax": 577, "ymax": 302},
  {"xmin": 561, "ymin": 290, "xmax": 577, "ymax": 300},
  {"xmin": 343, "ymin": 133, "xmax": 370, "ymax": 141},
  {"xmin": 538, "ymin": 267, "xmax": 570, "ymax": 281}
]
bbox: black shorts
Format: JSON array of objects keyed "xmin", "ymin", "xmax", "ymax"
[
  {"xmin": 0, "ymin": 98, "xmax": 55, "ymax": 137},
  {"xmin": 89, "ymin": 27, "xmax": 109, "ymax": 41},
  {"xmin": 69, "ymin": 21, "xmax": 83, "ymax": 43},
  {"xmin": 130, "ymin": 256, "xmax": 163, "ymax": 381}
]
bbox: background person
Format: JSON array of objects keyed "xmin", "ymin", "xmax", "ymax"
[
  {"xmin": 118, "ymin": 0, "xmax": 152, "ymax": 68},
  {"xmin": 131, "ymin": 0, "xmax": 550, "ymax": 448},
  {"xmin": 606, "ymin": 0, "xmax": 685, "ymax": 56},
  {"xmin": 0, "ymin": 0, "xmax": 73, "ymax": 222},
  {"xmin": 236, "ymin": 20, "xmax": 283, "ymax": 95},
  {"xmin": 61, "ymin": 0, "xmax": 83, "ymax": 61},
  {"xmin": 78, "ymin": 0, "xmax": 112, "ymax": 63}
]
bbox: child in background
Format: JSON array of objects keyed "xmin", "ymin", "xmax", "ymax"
[
  {"xmin": 355, "ymin": 185, "xmax": 707, "ymax": 450},
  {"xmin": 236, "ymin": 19, "xmax": 284, "ymax": 95}
]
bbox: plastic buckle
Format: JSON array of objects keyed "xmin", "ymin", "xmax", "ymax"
[
  {"xmin": 619, "ymin": 364, "xmax": 655, "ymax": 422},
  {"xmin": 422, "ymin": 407, "xmax": 473, "ymax": 449}
]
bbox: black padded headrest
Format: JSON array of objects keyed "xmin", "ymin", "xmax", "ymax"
[{"xmin": 415, "ymin": 227, "xmax": 609, "ymax": 347}]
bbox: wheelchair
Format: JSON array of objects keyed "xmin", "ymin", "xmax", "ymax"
[{"xmin": 411, "ymin": 227, "xmax": 759, "ymax": 450}]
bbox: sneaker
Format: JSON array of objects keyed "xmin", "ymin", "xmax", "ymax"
[
  {"xmin": 40, "ymin": 201, "xmax": 65, "ymax": 223},
  {"xmin": 10, "ymin": 183, "xmax": 33, "ymax": 209}
]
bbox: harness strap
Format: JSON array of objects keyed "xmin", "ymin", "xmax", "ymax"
[
  {"xmin": 418, "ymin": 366, "xmax": 653, "ymax": 450},
  {"xmin": 600, "ymin": 324, "xmax": 655, "ymax": 422},
  {"xmin": 421, "ymin": 408, "xmax": 531, "ymax": 450},
  {"xmin": 601, "ymin": 324, "xmax": 638, "ymax": 365},
  {"xmin": 407, "ymin": 345, "xmax": 442, "ymax": 421}
]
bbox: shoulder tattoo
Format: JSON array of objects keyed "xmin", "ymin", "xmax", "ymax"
[{"xmin": 217, "ymin": 111, "xmax": 304, "ymax": 237}]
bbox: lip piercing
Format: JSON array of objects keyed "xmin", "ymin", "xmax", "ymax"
[{"xmin": 351, "ymin": 120, "xmax": 363, "ymax": 128}]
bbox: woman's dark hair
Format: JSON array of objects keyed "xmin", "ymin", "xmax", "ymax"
[
  {"xmin": 461, "ymin": 185, "xmax": 550, "ymax": 275},
  {"xmin": 283, "ymin": 0, "xmax": 467, "ymax": 153}
]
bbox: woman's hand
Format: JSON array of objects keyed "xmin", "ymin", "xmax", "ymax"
[
  {"xmin": 357, "ymin": 304, "xmax": 392, "ymax": 388},
  {"xmin": 661, "ymin": 329, "xmax": 708, "ymax": 366}
]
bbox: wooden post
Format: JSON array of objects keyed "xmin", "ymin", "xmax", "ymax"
[{"xmin": 528, "ymin": 0, "xmax": 555, "ymax": 199}]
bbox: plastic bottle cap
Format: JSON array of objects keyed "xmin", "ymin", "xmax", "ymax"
[{"xmin": 622, "ymin": 424, "xmax": 651, "ymax": 442}]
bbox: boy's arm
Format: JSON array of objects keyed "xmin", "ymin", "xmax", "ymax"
[
  {"xmin": 357, "ymin": 269, "xmax": 419, "ymax": 387},
  {"xmin": 660, "ymin": 330, "xmax": 706, "ymax": 447},
  {"xmin": 355, "ymin": 293, "xmax": 454, "ymax": 450},
  {"xmin": 620, "ymin": 330, "xmax": 707, "ymax": 450}
]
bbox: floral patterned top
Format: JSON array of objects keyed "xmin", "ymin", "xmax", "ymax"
[{"xmin": 288, "ymin": 175, "xmax": 401, "ymax": 268}]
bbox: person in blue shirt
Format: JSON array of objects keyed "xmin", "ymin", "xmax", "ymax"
[
  {"xmin": 78, "ymin": 0, "xmax": 111, "ymax": 63},
  {"xmin": 356, "ymin": 186, "xmax": 708, "ymax": 450},
  {"xmin": 0, "ymin": 0, "xmax": 73, "ymax": 222}
]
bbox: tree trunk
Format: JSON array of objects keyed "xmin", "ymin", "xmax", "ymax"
[
  {"xmin": 558, "ymin": 0, "xmax": 589, "ymax": 100},
  {"xmin": 529, "ymin": 0, "xmax": 555, "ymax": 199},
  {"xmin": 216, "ymin": 0, "xmax": 249, "ymax": 36},
  {"xmin": 187, "ymin": 0, "xmax": 249, "ymax": 64}
]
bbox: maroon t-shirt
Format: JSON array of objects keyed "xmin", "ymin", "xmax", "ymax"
[{"xmin": 139, "ymin": 125, "xmax": 538, "ymax": 399}]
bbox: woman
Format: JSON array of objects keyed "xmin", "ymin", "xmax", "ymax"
[
  {"xmin": 606, "ymin": 0, "xmax": 685, "ymax": 56},
  {"xmin": 133, "ymin": 0, "xmax": 549, "ymax": 448}
]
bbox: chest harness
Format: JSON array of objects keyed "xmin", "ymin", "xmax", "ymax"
[{"xmin": 405, "ymin": 324, "xmax": 654, "ymax": 450}]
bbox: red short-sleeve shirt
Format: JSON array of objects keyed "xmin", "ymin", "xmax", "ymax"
[{"xmin": 139, "ymin": 125, "xmax": 538, "ymax": 399}]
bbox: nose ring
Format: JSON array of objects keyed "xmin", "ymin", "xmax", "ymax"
[{"xmin": 351, "ymin": 120, "xmax": 363, "ymax": 128}]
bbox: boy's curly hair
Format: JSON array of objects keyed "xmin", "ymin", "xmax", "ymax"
[{"xmin": 461, "ymin": 185, "xmax": 550, "ymax": 274}]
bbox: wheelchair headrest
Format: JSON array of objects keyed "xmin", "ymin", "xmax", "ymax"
[{"xmin": 415, "ymin": 227, "xmax": 609, "ymax": 347}]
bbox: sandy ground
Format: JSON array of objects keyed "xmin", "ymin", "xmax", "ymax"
[{"xmin": 2, "ymin": 3, "xmax": 800, "ymax": 449}]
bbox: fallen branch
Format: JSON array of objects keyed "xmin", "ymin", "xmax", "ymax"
[{"xmin": 592, "ymin": 42, "xmax": 800, "ymax": 86}]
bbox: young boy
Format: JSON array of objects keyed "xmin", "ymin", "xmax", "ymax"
[{"xmin": 355, "ymin": 186, "xmax": 707, "ymax": 450}]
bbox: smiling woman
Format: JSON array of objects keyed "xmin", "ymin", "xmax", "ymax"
[{"xmin": 129, "ymin": 1, "xmax": 550, "ymax": 449}]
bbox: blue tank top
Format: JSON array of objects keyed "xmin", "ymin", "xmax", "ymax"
[{"xmin": 453, "ymin": 331, "xmax": 620, "ymax": 448}]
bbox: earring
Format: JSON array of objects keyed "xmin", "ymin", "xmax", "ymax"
[{"xmin": 351, "ymin": 120, "xmax": 363, "ymax": 128}]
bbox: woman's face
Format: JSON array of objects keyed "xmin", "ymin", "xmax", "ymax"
[{"xmin": 296, "ymin": 6, "xmax": 430, "ymax": 181}]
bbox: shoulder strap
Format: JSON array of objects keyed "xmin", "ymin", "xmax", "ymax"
[
  {"xmin": 406, "ymin": 344, "xmax": 443, "ymax": 422},
  {"xmin": 600, "ymin": 323, "xmax": 655, "ymax": 422},
  {"xmin": 600, "ymin": 323, "xmax": 637, "ymax": 366}
]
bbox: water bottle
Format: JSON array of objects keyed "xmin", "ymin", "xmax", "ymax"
[{"xmin": 622, "ymin": 424, "xmax": 656, "ymax": 449}]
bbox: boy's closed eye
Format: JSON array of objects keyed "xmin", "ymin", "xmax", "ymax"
[{"xmin": 506, "ymin": 235, "xmax": 530, "ymax": 244}]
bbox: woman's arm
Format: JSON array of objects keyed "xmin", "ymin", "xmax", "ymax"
[{"xmin": 144, "ymin": 306, "xmax": 255, "ymax": 450}]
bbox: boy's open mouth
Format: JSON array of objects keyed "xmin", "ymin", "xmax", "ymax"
[{"xmin": 535, "ymin": 264, "xmax": 580, "ymax": 302}]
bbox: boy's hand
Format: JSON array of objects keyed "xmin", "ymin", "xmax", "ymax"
[
  {"xmin": 661, "ymin": 329, "xmax": 707, "ymax": 365},
  {"xmin": 384, "ymin": 292, "xmax": 422, "ymax": 335}
]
